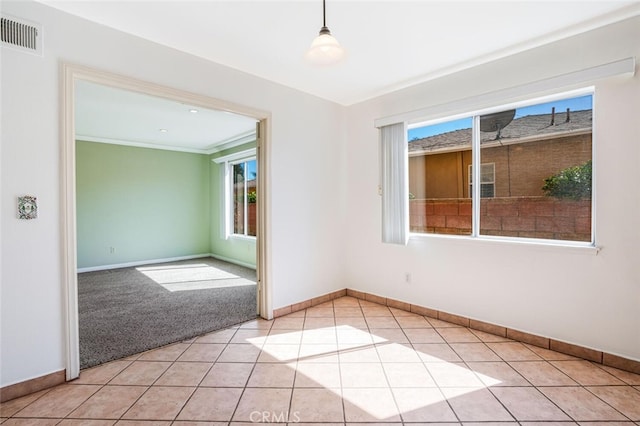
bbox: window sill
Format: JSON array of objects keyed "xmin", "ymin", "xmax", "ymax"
[
  {"xmin": 229, "ymin": 234, "xmax": 257, "ymax": 242},
  {"xmin": 408, "ymin": 232, "xmax": 601, "ymax": 255}
]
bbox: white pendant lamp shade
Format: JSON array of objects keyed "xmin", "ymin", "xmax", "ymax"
[{"xmin": 306, "ymin": 1, "xmax": 345, "ymax": 66}]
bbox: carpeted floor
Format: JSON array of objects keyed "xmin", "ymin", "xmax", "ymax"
[{"xmin": 78, "ymin": 257, "xmax": 257, "ymax": 369}]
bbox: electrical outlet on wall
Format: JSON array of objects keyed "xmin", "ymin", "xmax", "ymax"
[
  {"xmin": 405, "ymin": 272, "xmax": 412, "ymax": 283},
  {"xmin": 109, "ymin": 247, "xmax": 116, "ymax": 254}
]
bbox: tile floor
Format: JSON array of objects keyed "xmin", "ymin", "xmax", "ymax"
[{"xmin": 2, "ymin": 296, "xmax": 640, "ymax": 425}]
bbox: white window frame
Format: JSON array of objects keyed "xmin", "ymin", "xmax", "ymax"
[
  {"xmin": 468, "ymin": 163, "xmax": 495, "ymax": 198},
  {"xmin": 406, "ymin": 87, "xmax": 595, "ymax": 247},
  {"xmin": 212, "ymin": 148, "xmax": 257, "ymax": 240},
  {"xmin": 227, "ymin": 156, "xmax": 257, "ymax": 240}
]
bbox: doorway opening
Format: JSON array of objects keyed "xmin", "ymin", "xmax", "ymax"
[{"xmin": 62, "ymin": 63, "xmax": 272, "ymax": 379}]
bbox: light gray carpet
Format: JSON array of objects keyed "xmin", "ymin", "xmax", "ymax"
[{"xmin": 78, "ymin": 257, "xmax": 257, "ymax": 369}]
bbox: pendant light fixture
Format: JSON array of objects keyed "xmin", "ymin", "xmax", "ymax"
[{"xmin": 305, "ymin": 0, "xmax": 345, "ymax": 66}]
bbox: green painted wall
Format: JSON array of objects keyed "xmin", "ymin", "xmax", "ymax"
[
  {"xmin": 210, "ymin": 142, "xmax": 257, "ymax": 268},
  {"xmin": 76, "ymin": 141, "xmax": 211, "ymax": 268}
]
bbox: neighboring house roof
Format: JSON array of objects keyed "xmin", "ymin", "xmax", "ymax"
[{"xmin": 409, "ymin": 109, "xmax": 592, "ymax": 153}]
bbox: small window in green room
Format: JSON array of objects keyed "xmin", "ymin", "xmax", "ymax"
[{"xmin": 230, "ymin": 158, "xmax": 257, "ymax": 238}]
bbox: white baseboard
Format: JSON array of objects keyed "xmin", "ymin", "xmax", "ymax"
[
  {"xmin": 210, "ymin": 253, "xmax": 257, "ymax": 270},
  {"xmin": 77, "ymin": 254, "xmax": 212, "ymax": 273}
]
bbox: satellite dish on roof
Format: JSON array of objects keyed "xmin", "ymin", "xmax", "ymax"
[{"xmin": 480, "ymin": 109, "xmax": 515, "ymax": 139}]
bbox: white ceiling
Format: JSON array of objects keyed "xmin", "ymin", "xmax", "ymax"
[
  {"xmin": 56, "ymin": 1, "xmax": 639, "ymax": 152},
  {"xmin": 75, "ymin": 80, "xmax": 258, "ymax": 153},
  {"xmin": 42, "ymin": 1, "xmax": 639, "ymax": 106}
]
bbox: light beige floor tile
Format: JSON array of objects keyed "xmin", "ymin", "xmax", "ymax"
[
  {"xmin": 517, "ymin": 423, "xmax": 578, "ymax": 426},
  {"xmin": 551, "ymin": 361, "xmax": 625, "ymax": 386},
  {"xmin": 13, "ymin": 384, "xmax": 100, "ymax": 418},
  {"xmin": 271, "ymin": 317, "xmax": 305, "ymax": 330},
  {"xmin": 376, "ymin": 343, "xmax": 422, "ymax": 363},
  {"xmin": 490, "ymin": 387, "xmax": 572, "ymax": 421},
  {"xmin": 74, "ymin": 360, "xmax": 132, "ymax": 384},
  {"xmin": 69, "ymin": 385, "xmax": 147, "ymax": 419},
  {"xmin": 339, "ymin": 346, "xmax": 380, "ymax": 363},
  {"xmin": 466, "ymin": 361, "xmax": 530, "ymax": 387},
  {"xmin": 115, "ymin": 421, "xmax": 172, "ymax": 425},
  {"xmin": 172, "ymin": 422, "xmax": 228, "ymax": 426},
  {"xmin": 341, "ymin": 363, "xmax": 389, "ymax": 388},
  {"xmin": 258, "ymin": 344, "xmax": 301, "ymax": 363},
  {"xmin": 404, "ymin": 328, "xmax": 446, "ymax": 344},
  {"xmin": 383, "ymin": 362, "xmax": 436, "ymax": 387},
  {"xmin": 334, "ymin": 307, "xmax": 364, "ymax": 317},
  {"xmin": 2, "ymin": 419, "xmax": 61, "ymax": 425},
  {"xmin": 58, "ymin": 420, "xmax": 117, "ymax": 425},
  {"xmin": 247, "ymin": 363, "xmax": 296, "ymax": 388},
  {"xmin": 264, "ymin": 331, "xmax": 303, "ymax": 345},
  {"xmin": 230, "ymin": 329, "xmax": 268, "ymax": 345},
  {"xmin": 334, "ymin": 317, "xmax": 368, "ymax": 329},
  {"xmin": 394, "ymin": 315, "xmax": 432, "ymax": 328},
  {"xmin": 297, "ymin": 344, "xmax": 339, "ymax": 363},
  {"xmin": 412, "ymin": 343, "xmax": 463, "ymax": 362},
  {"xmin": 0, "ymin": 389, "xmax": 51, "ymax": 417},
  {"xmin": 426, "ymin": 362, "xmax": 484, "ymax": 387},
  {"xmin": 361, "ymin": 306, "xmax": 393, "ymax": 317},
  {"xmin": 122, "ymin": 386, "xmax": 194, "ymax": 420},
  {"xmin": 217, "ymin": 344, "xmax": 261, "ymax": 363},
  {"xmin": 449, "ymin": 343, "xmax": 502, "ymax": 362},
  {"xmin": 393, "ymin": 388, "xmax": 459, "ymax": 422},
  {"xmin": 540, "ymin": 387, "xmax": 628, "ymax": 421},
  {"xmin": 524, "ymin": 344, "xmax": 578, "ymax": 361},
  {"xmin": 195, "ymin": 328, "xmax": 236, "ymax": 343},
  {"xmin": 365, "ymin": 317, "xmax": 400, "ymax": 329},
  {"xmin": 509, "ymin": 361, "xmax": 578, "ymax": 386},
  {"xmin": 176, "ymin": 388, "xmax": 243, "ymax": 422},
  {"xmin": 154, "ymin": 362, "xmax": 211, "ymax": 386},
  {"xmin": 301, "ymin": 328, "xmax": 337, "ymax": 344},
  {"xmin": 232, "ymin": 388, "xmax": 292, "ymax": 422},
  {"xmin": 442, "ymin": 388, "xmax": 514, "ymax": 421},
  {"xmin": 597, "ymin": 365, "xmax": 640, "ymax": 385},
  {"xmin": 368, "ymin": 328, "xmax": 409, "ymax": 344},
  {"xmin": 586, "ymin": 386, "xmax": 640, "ymax": 420},
  {"xmin": 305, "ymin": 307, "xmax": 335, "ymax": 318},
  {"xmin": 110, "ymin": 361, "xmax": 171, "ymax": 385},
  {"xmin": 333, "ymin": 297, "xmax": 360, "ymax": 307},
  {"xmin": 290, "ymin": 388, "xmax": 344, "ymax": 422},
  {"xmin": 238, "ymin": 318, "xmax": 272, "ymax": 330},
  {"xmin": 138, "ymin": 343, "xmax": 190, "ymax": 361},
  {"xmin": 343, "ymin": 388, "xmax": 400, "ymax": 422},
  {"xmin": 200, "ymin": 362, "xmax": 254, "ymax": 387},
  {"xmin": 437, "ymin": 327, "xmax": 481, "ymax": 343},
  {"xmin": 336, "ymin": 328, "xmax": 375, "ymax": 345},
  {"xmin": 303, "ymin": 317, "xmax": 336, "ymax": 329},
  {"xmin": 469, "ymin": 329, "xmax": 511, "ymax": 342},
  {"xmin": 486, "ymin": 342, "xmax": 542, "ymax": 361},
  {"xmin": 177, "ymin": 344, "xmax": 225, "ymax": 362},
  {"xmin": 294, "ymin": 363, "xmax": 342, "ymax": 388},
  {"xmin": 427, "ymin": 318, "xmax": 463, "ymax": 328}
]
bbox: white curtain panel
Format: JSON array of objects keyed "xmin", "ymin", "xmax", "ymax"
[{"xmin": 380, "ymin": 122, "xmax": 409, "ymax": 245}]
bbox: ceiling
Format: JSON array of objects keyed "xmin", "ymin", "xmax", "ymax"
[
  {"xmin": 75, "ymin": 80, "xmax": 258, "ymax": 153},
  {"xmin": 42, "ymin": 1, "xmax": 639, "ymax": 106}
]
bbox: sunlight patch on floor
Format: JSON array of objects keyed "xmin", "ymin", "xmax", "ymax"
[
  {"xmin": 137, "ymin": 263, "xmax": 255, "ymax": 292},
  {"xmin": 245, "ymin": 325, "xmax": 501, "ymax": 420}
]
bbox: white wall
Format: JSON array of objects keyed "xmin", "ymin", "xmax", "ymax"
[
  {"xmin": 345, "ymin": 16, "xmax": 640, "ymax": 361},
  {"xmin": 0, "ymin": 1, "xmax": 347, "ymax": 387}
]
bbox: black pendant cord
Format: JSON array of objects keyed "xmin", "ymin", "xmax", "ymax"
[{"xmin": 323, "ymin": 0, "xmax": 327, "ymax": 27}]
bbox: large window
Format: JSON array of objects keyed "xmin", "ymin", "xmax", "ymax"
[
  {"xmin": 407, "ymin": 93, "xmax": 593, "ymax": 243},
  {"xmin": 229, "ymin": 158, "xmax": 257, "ymax": 238}
]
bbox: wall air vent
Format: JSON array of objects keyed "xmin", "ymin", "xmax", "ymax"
[{"xmin": 1, "ymin": 14, "xmax": 43, "ymax": 56}]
